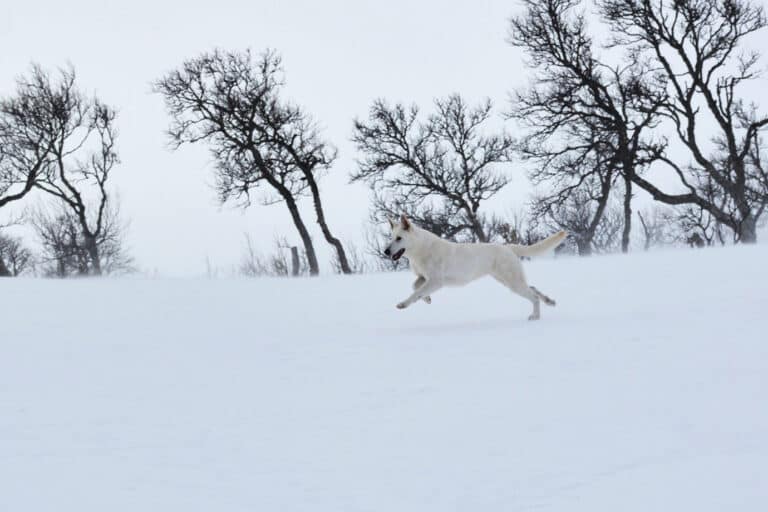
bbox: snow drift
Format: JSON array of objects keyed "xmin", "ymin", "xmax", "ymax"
[{"xmin": 2, "ymin": 244, "xmax": 767, "ymax": 511}]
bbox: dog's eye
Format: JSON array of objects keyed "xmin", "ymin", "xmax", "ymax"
[{"xmin": 396, "ymin": 236, "xmax": 402, "ymax": 242}]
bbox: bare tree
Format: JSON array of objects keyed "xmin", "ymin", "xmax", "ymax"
[
  {"xmin": 33, "ymin": 207, "xmax": 89, "ymax": 277},
  {"xmin": 533, "ymin": 187, "xmax": 621, "ymax": 254},
  {"xmin": 32, "ymin": 202, "xmax": 133, "ymax": 278},
  {"xmin": 0, "ymin": 67, "xmax": 57, "ymax": 275},
  {"xmin": 591, "ymin": 204, "xmax": 624, "ymax": 253},
  {"xmin": 637, "ymin": 207, "xmax": 678, "ymax": 250},
  {"xmin": 599, "ymin": 0, "xmax": 768, "ymax": 242},
  {"xmin": 677, "ymin": 206, "xmax": 730, "ymax": 246},
  {"xmin": 508, "ymin": 0, "xmax": 667, "ymax": 254},
  {"xmin": 352, "ymin": 95, "xmax": 514, "ymax": 243},
  {"xmin": 154, "ymin": 48, "xmax": 351, "ymax": 275},
  {"xmin": 8, "ymin": 65, "xmax": 124, "ymax": 275},
  {"xmin": 0, "ymin": 64, "xmax": 61, "ymax": 209},
  {"xmin": 531, "ymin": 150, "xmax": 616, "ymax": 256},
  {"xmin": 487, "ymin": 209, "xmax": 542, "ymax": 245},
  {"xmin": 0, "ymin": 234, "xmax": 33, "ymax": 276}
]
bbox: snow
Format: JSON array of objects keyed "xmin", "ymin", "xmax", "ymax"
[{"xmin": 2, "ymin": 244, "xmax": 767, "ymax": 511}]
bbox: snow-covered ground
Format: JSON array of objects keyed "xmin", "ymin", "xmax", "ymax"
[{"xmin": 2, "ymin": 245, "xmax": 767, "ymax": 511}]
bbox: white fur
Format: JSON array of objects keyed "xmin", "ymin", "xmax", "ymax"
[{"xmin": 385, "ymin": 216, "xmax": 567, "ymax": 320}]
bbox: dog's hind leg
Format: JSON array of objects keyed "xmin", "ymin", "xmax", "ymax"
[
  {"xmin": 491, "ymin": 272, "xmax": 543, "ymax": 321},
  {"xmin": 413, "ymin": 276, "xmax": 432, "ymax": 304}
]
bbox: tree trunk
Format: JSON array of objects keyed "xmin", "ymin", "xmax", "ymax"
[
  {"xmin": 637, "ymin": 212, "xmax": 651, "ymax": 251},
  {"xmin": 576, "ymin": 237, "xmax": 592, "ymax": 256},
  {"xmin": 84, "ymin": 235, "xmax": 102, "ymax": 276},
  {"xmin": 303, "ymin": 171, "xmax": 351, "ymax": 274},
  {"xmin": 282, "ymin": 195, "xmax": 319, "ymax": 276},
  {"xmin": 57, "ymin": 256, "xmax": 66, "ymax": 278},
  {"xmin": 469, "ymin": 213, "xmax": 488, "ymax": 243},
  {"xmin": 577, "ymin": 177, "xmax": 613, "ymax": 257},
  {"xmin": 621, "ymin": 172, "xmax": 632, "ymax": 253},
  {"xmin": 739, "ymin": 215, "xmax": 757, "ymax": 244},
  {"xmin": 250, "ymin": 149, "xmax": 320, "ymax": 276},
  {"xmin": 0, "ymin": 256, "xmax": 11, "ymax": 277}
]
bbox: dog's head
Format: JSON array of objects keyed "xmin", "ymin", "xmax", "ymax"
[{"xmin": 384, "ymin": 215, "xmax": 413, "ymax": 262}]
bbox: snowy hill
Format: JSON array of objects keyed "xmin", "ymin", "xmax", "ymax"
[{"xmin": 2, "ymin": 245, "xmax": 767, "ymax": 511}]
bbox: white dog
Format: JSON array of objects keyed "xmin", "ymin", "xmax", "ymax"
[{"xmin": 384, "ymin": 215, "xmax": 567, "ymax": 320}]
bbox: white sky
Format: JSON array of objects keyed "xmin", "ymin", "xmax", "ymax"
[{"xmin": 1, "ymin": 0, "xmax": 530, "ymax": 275}]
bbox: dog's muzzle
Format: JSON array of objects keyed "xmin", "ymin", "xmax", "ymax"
[{"xmin": 390, "ymin": 248, "xmax": 405, "ymax": 261}]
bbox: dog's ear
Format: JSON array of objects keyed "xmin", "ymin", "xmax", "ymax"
[
  {"xmin": 388, "ymin": 217, "xmax": 395, "ymax": 229},
  {"xmin": 400, "ymin": 214, "xmax": 411, "ymax": 231}
]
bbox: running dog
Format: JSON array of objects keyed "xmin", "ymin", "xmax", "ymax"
[{"xmin": 384, "ymin": 215, "xmax": 567, "ymax": 320}]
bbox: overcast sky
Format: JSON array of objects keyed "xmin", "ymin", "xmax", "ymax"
[
  {"xmin": 1, "ymin": 0, "xmax": 532, "ymax": 275},
  {"xmin": 4, "ymin": 1, "xmax": 767, "ymax": 275}
]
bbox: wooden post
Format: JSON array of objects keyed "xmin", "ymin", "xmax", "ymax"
[{"xmin": 291, "ymin": 246, "xmax": 300, "ymax": 277}]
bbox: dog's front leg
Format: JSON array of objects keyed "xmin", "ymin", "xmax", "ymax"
[
  {"xmin": 413, "ymin": 276, "xmax": 432, "ymax": 304},
  {"xmin": 397, "ymin": 279, "xmax": 442, "ymax": 310}
]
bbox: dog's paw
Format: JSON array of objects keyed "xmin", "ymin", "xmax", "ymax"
[
  {"xmin": 423, "ymin": 296, "xmax": 432, "ymax": 304},
  {"xmin": 527, "ymin": 314, "xmax": 540, "ymax": 321},
  {"xmin": 396, "ymin": 302, "xmax": 408, "ymax": 310}
]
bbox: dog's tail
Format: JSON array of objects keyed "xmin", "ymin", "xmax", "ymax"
[{"xmin": 509, "ymin": 231, "xmax": 567, "ymax": 258}]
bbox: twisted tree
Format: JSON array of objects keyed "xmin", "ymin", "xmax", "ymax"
[
  {"xmin": 15, "ymin": 65, "xmax": 124, "ymax": 275},
  {"xmin": 508, "ymin": 0, "xmax": 667, "ymax": 254},
  {"xmin": 0, "ymin": 64, "xmax": 63, "ymax": 274},
  {"xmin": 0, "ymin": 234, "xmax": 33, "ymax": 276},
  {"xmin": 0, "ymin": 66, "xmax": 57, "ymax": 210},
  {"xmin": 32, "ymin": 201, "xmax": 133, "ymax": 278},
  {"xmin": 0, "ymin": 65, "xmax": 129, "ymax": 275},
  {"xmin": 154, "ymin": 49, "xmax": 351, "ymax": 275},
  {"xmin": 352, "ymin": 95, "xmax": 514, "ymax": 243},
  {"xmin": 599, "ymin": 0, "xmax": 768, "ymax": 242}
]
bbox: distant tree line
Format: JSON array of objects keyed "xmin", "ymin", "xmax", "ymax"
[{"xmin": 2, "ymin": 0, "xmax": 766, "ymax": 277}]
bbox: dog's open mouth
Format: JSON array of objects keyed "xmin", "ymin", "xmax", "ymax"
[{"xmin": 392, "ymin": 248, "xmax": 405, "ymax": 261}]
